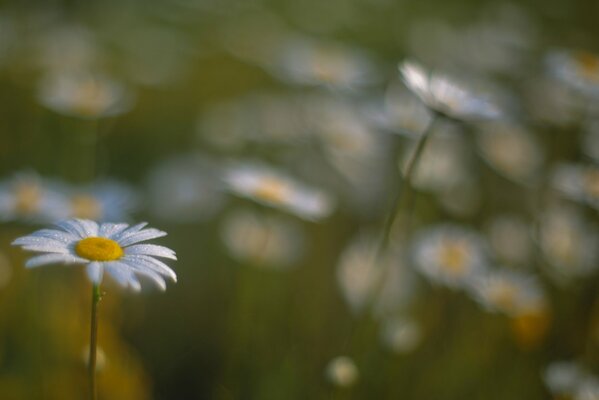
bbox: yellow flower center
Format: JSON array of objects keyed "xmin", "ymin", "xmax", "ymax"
[
  {"xmin": 575, "ymin": 51, "xmax": 599, "ymax": 82},
  {"xmin": 73, "ymin": 79, "xmax": 111, "ymax": 116},
  {"xmin": 71, "ymin": 195, "xmax": 102, "ymax": 220},
  {"xmin": 439, "ymin": 240, "xmax": 469, "ymax": 276},
  {"xmin": 75, "ymin": 237, "xmax": 123, "ymax": 261},
  {"xmin": 15, "ymin": 183, "xmax": 41, "ymax": 215},
  {"xmin": 253, "ymin": 178, "xmax": 290, "ymax": 204}
]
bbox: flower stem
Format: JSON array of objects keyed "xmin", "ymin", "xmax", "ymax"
[
  {"xmin": 89, "ymin": 284, "xmax": 101, "ymax": 400},
  {"xmin": 378, "ymin": 114, "xmax": 439, "ymax": 253}
]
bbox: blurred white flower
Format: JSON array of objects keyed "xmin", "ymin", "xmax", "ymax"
[
  {"xmin": 325, "ymin": 356, "xmax": 359, "ymax": 388},
  {"xmin": 552, "ymin": 163, "xmax": 599, "ymax": 211},
  {"xmin": 380, "ymin": 317, "xmax": 422, "ymax": 354},
  {"xmin": 399, "ymin": 60, "xmax": 502, "ymax": 121},
  {"xmin": 412, "ymin": 224, "xmax": 488, "ymax": 289},
  {"xmin": 486, "ymin": 215, "xmax": 533, "ymax": 266},
  {"xmin": 468, "ymin": 269, "xmax": 545, "ymax": 316},
  {"xmin": 477, "ymin": 123, "xmax": 544, "ymax": 184},
  {"xmin": 273, "ymin": 37, "xmax": 378, "ymax": 90},
  {"xmin": 405, "ymin": 122, "xmax": 474, "ymax": 193},
  {"xmin": 37, "ymin": 71, "xmax": 134, "ymax": 119},
  {"xmin": 576, "ymin": 377, "xmax": 599, "ymax": 400},
  {"xmin": 224, "ymin": 162, "xmax": 334, "ymax": 221},
  {"xmin": 0, "ymin": 172, "xmax": 67, "ymax": 223},
  {"xmin": 537, "ymin": 205, "xmax": 599, "ymax": 280},
  {"xmin": 547, "ymin": 50, "xmax": 599, "ymax": 98},
  {"xmin": 13, "ymin": 219, "xmax": 177, "ymax": 291},
  {"xmin": 544, "ymin": 361, "xmax": 585, "ymax": 397},
  {"xmin": 336, "ymin": 233, "xmax": 417, "ymax": 315},
  {"xmin": 220, "ymin": 210, "xmax": 305, "ymax": 268},
  {"xmin": 146, "ymin": 154, "xmax": 225, "ymax": 223},
  {"xmin": 66, "ymin": 180, "xmax": 139, "ymax": 222}
]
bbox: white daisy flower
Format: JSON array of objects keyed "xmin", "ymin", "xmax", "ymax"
[
  {"xmin": 552, "ymin": 163, "xmax": 599, "ymax": 211},
  {"xmin": 37, "ymin": 71, "xmax": 134, "ymax": 119},
  {"xmin": 220, "ymin": 209, "xmax": 305, "ymax": 268},
  {"xmin": 411, "ymin": 224, "xmax": 488, "ymax": 289},
  {"xmin": 467, "ymin": 269, "xmax": 545, "ymax": 316},
  {"xmin": 0, "ymin": 172, "xmax": 68, "ymax": 223},
  {"xmin": 544, "ymin": 361, "xmax": 585, "ymax": 397},
  {"xmin": 273, "ymin": 37, "xmax": 378, "ymax": 90},
  {"xmin": 477, "ymin": 122, "xmax": 544, "ymax": 184},
  {"xmin": 399, "ymin": 60, "xmax": 502, "ymax": 121},
  {"xmin": 224, "ymin": 162, "xmax": 334, "ymax": 221},
  {"xmin": 547, "ymin": 50, "xmax": 599, "ymax": 99},
  {"xmin": 12, "ymin": 219, "xmax": 177, "ymax": 291},
  {"xmin": 537, "ymin": 205, "xmax": 599, "ymax": 280},
  {"xmin": 66, "ymin": 180, "xmax": 140, "ymax": 221},
  {"xmin": 325, "ymin": 356, "xmax": 359, "ymax": 388}
]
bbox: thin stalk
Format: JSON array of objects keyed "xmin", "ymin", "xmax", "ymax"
[
  {"xmin": 377, "ymin": 113, "xmax": 439, "ymax": 255},
  {"xmin": 89, "ymin": 284, "xmax": 101, "ymax": 400}
]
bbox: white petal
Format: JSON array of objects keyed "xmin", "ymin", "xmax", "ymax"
[
  {"xmin": 118, "ymin": 228, "xmax": 167, "ymax": 246},
  {"xmin": 86, "ymin": 262, "xmax": 104, "ymax": 284},
  {"xmin": 133, "ymin": 269, "xmax": 166, "ymax": 291},
  {"xmin": 124, "ymin": 244, "xmax": 177, "ymax": 260},
  {"xmin": 104, "ymin": 262, "xmax": 139, "ymax": 291},
  {"xmin": 98, "ymin": 222, "xmax": 129, "ymax": 238},
  {"xmin": 55, "ymin": 219, "xmax": 95, "ymax": 238},
  {"xmin": 121, "ymin": 255, "xmax": 177, "ymax": 281},
  {"xmin": 110, "ymin": 222, "xmax": 148, "ymax": 241},
  {"xmin": 21, "ymin": 244, "xmax": 71, "ymax": 254},
  {"xmin": 25, "ymin": 253, "xmax": 86, "ymax": 268},
  {"xmin": 26, "ymin": 229, "xmax": 78, "ymax": 243}
]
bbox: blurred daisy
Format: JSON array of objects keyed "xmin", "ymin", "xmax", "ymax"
[
  {"xmin": 12, "ymin": 219, "xmax": 177, "ymax": 291},
  {"xmin": 37, "ymin": 71, "xmax": 134, "ymax": 119},
  {"xmin": 486, "ymin": 215, "xmax": 533, "ymax": 266},
  {"xmin": 552, "ymin": 163, "xmax": 599, "ymax": 211},
  {"xmin": 477, "ymin": 123, "xmax": 544, "ymax": 184},
  {"xmin": 544, "ymin": 361, "xmax": 585, "ymax": 397},
  {"xmin": 66, "ymin": 180, "xmax": 139, "ymax": 221},
  {"xmin": 537, "ymin": 205, "xmax": 599, "ymax": 280},
  {"xmin": 146, "ymin": 154, "xmax": 225, "ymax": 223},
  {"xmin": 325, "ymin": 356, "xmax": 359, "ymax": 388},
  {"xmin": 405, "ymin": 122, "xmax": 474, "ymax": 193},
  {"xmin": 366, "ymin": 80, "xmax": 433, "ymax": 137},
  {"xmin": 547, "ymin": 50, "xmax": 599, "ymax": 98},
  {"xmin": 220, "ymin": 210, "xmax": 304, "ymax": 268},
  {"xmin": 544, "ymin": 361, "xmax": 599, "ymax": 400},
  {"xmin": 0, "ymin": 172, "xmax": 67, "ymax": 223},
  {"xmin": 380, "ymin": 317, "xmax": 422, "ymax": 354},
  {"xmin": 224, "ymin": 162, "xmax": 334, "ymax": 221},
  {"xmin": 468, "ymin": 270, "xmax": 545, "ymax": 316},
  {"xmin": 273, "ymin": 37, "xmax": 378, "ymax": 90},
  {"xmin": 399, "ymin": 60, "xmax": 502, "ymax": 121},
  {"xmin": 336, "ymin": 234, "xmax": 417, "ymax": 315},
  {"xmin": 412, "ymin": 224, "xmax": 488, "ymax": 289}
]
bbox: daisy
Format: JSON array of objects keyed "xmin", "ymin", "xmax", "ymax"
[
  {"xmin": 467, "ymin": 269, "xmax": 545, "ymax": 316},
  {"xmin": 0, "ymin": 172, "xmax": 68, "ymax": 223},
  {"xmin": 399, "ymin": 60, "xmax": 502, "ymax": 121},
  {"xmin": 66, "ymin": 180, "xmax": 140, "ymax": 221},
  {"xmin": 547, "ymin": 50, "xmax": 599, "ymax": 98},
  {"xmin": 411, "ymin": 224, "xmax": 488, "ymax": 289},
  {"xmin": 37, "ymin": 71, "xmax": 134, "ymax": 119},
  {"xmin": 552, "ymin": 163, "xmax": 599, "ymax": 211},
  {"xmin": 325, "ymin": 356, "xmax": 359, "ymax": 388},
  {"xmin": 477, "ymin": 123, "xmax": 544, "ymax": 184},
  {"xmin": 224, "ymin": 162, "xmax": 334, "ymax": 221},
  {"xmin": 12, "ymin": 219, "xmax": 177, "ymax": 291}
]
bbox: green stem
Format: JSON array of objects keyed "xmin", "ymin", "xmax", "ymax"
[
  {"xmin": 377, "ymin": 113, "xmax": 439, "ymax": 255},
  {"xmin": 89, "ymin": 284, "xmax": 101, "ymax": 400}
]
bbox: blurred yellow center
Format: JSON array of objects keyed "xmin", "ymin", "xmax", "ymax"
[
  {"xmin": 75, "ymin": 237, "xmax": 123, "ymax": 261},
  {"xmin": 440, "ymin": 241, "xmax": 468, "ymax": 275},
  {"xmin": 15, "ymin": 183, "xmax": 41, "ymax": 214},
  {"xmin": 71, "ymin": 195, "xmax": 102, "ymax": 220},
  {"xmin": 73, "ymin": 80, "xmax": 110, "ymax": 116},
  {"xmin": 254, "ymin": 178, "xmax": 290, "ymax": 203},
  {"xmin": 576, "ymin": 51, "xmax": 599, "ymax": 80}
]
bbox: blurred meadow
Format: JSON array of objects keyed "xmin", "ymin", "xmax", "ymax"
[{"xmin": 0, "ymin": 0, "xmax": 599, "ymax": 399}]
